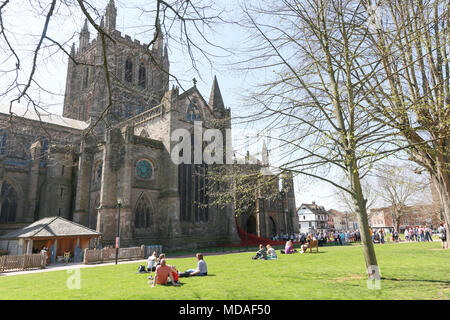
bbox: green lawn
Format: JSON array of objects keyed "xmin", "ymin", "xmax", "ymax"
[{"xmin": 1, "ymin": 241, "xmax": 449, "ymax": 300}]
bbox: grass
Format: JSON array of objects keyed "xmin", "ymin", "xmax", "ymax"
[{"xmin": 0, "ymin": 241, "xmax": 449, "ymax": 300}]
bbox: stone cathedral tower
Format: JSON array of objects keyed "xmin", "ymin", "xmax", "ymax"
[{"xmin": 63, "ymin": 0, "xmax": 169, "ymax": 130}]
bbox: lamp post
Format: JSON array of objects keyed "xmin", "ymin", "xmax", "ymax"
[{"xmin": 115, "ymin": 198, "xmax": 122, "ymax": 265}]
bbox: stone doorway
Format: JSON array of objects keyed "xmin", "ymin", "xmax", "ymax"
[
  {"xmin": 246, "ymin": 215, "xmax": 257, "ymax": 235},
  {"xmin": 269, "ymin": 217, "xmax": 277, "ymax": 237}
]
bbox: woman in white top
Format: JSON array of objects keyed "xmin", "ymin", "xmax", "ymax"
[
  {"xmin": 266, "ymin": 245, "xmax": 277, "ymax": 259},
  {"xmin": 147, "ymin": 251, "xmax": 157, "ymax": 271}
]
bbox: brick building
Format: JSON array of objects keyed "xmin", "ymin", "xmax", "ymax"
[{"xmin": 369, "ymin": 204, "xmax": 440, "ymax": 232}]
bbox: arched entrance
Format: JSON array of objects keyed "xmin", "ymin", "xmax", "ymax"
[
  {"xmin": 269, "ymin": 216, "xmax": 277, "ymax": 237},
  {"xmin": 246, "ymin": 215, "xmax": 257, "ymax": 235}
]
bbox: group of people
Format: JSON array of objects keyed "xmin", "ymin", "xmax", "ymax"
[
  {"xmin": 370, "ymin": 228, "xmax": 386, "ymax": 244},
  {"xmin": 146, "ymin": 252, "xmax": 208, "ymax": 287},
  {"xmin": 271, "ymin": 233, "xmax": 296, "ymax": 241},
  {"xmin": 404, "ymin": 226, "xmax": 434, "ymax": 242},
  {"xmin": 329, "ymin": 230, "xmax": 361, "ymax": 245},
  {"xmin": 252, "ymin": 244, "xmax": 278, "ymax": 260},
  {"xmin": 253, "ymin": 234, "xmax": 321, "ymax": 260},
  {"xmin": 271, "ymin": 230, "xmax": 361, "ymax": 245},
  {"xmin": 369, "ymin": 223, "xmax": 448, "ymax": 249}
]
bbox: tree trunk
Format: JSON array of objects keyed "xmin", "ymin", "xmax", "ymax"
[
  {"xmin": 394, "ymin": 216, "xmax": 401, "ymax": 233},
  {"xmin": 431, "ymin": 169, "xmax": 450, "ymax": 246},
  {"xmin": 349, "ymin": 163, "xmax": 379, "ymax": 274}
]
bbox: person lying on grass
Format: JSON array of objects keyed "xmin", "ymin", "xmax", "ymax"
[
  {"xmin": 150, "ymin": 259, "xmax": 179, "ymax": 287},
  {"xmin": 252, "ymin": 244, "xmax": 267, "ymax": 260},
  {"xmin": 179, "ymin": 253, "xmax": 208, "ymax": 277}
]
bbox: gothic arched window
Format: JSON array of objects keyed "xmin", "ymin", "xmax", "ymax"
[
  {"xmin": 125, "ymin": 58, "xmax": 133, "ymax": 83},
  {"xmin": 186, "ymin": 101, "xmax": 201, "ymax": 122},
  {"xmin": 138, "ymin": 64, "xmax": 146, "ymax": 88},
  {"xmin": 83, "ymin": 67, "xmax": 89, "ymax": 89},
  {"xmin": 93, "ymin": 161, "xmax": 102, "ymax": 188},
  {"xmin": 0, "ymin": 129, "xmax": 7, "ymax": 155},
  {"xmin": 0, "ymin": 181, "xmax": 18, "ymax": 223},
  {"xmin": 134, "ymin": 194, "xmax": 152, "ymax": 229},
  {"xmin": 178, "ymin": 133, "xmax": 208, "ymax": 223},
  {"xmin": 40, "ymin": 137, "xmax": 49, "ymax": 161}
]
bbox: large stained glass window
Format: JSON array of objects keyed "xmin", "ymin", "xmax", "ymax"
[{"xmin": 136, "ymin": 159, "xmax": 152, "ymax": 179}]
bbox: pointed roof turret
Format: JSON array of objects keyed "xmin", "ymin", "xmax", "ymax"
[
  {"xmin": 164, "ymin": 42, "xmax": 168, "ymax": 58},
  {"xmin": 81, "ymin": 18, "xmax": 89, "ymax": 33},
  {"xmin": 262, "ymin": 139, "xmax": 269, "ymax": 166},
  {"xmin": 152, "ymin": 18, "xmax": 164, "ymax": 57},
  {"xmin": 209, "ymin": 75, "xmax": 225, "ymax": 111},
  {"xmin": 105, "ymin": 0, "xmax": 117, "ymax": 31},
  {"xmin": 79, "ymin": 19, "xmax": 90, "ymax": 51}
]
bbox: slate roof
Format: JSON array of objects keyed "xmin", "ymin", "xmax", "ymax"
[
  {"xmin": 209, "ymin": 75, "xmax": 225, "ymax": 110},
  {"xmin": 298, "ymin": 203, "xmax": 330, "ymax": 215},
  {"xmin": 0, "ymin": 104, "xmax": 90, "ymax": 130},
  {"xmin": 0, "ymin": 217, "xmax": 101, "ymax": 239}
]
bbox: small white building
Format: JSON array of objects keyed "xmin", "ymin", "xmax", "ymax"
[{"xmin": 297, "ymin": 202, "xmax": 330, "ymax": 234}]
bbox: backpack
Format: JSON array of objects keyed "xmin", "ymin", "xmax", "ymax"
[{"xmin": 138, "ymin": 265, "xmax": 146, "ymax": 273}]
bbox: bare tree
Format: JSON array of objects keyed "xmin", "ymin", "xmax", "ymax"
[
  {"xmin": 359, "ymin": 0, "xmax": 450, "ymax": 241},
  {"xmin": 227, "ymin": 0, "xmax": 417, "ymax": 276},
  {"xmin": 375, "ymin": 163, "xmax": 429, "ymax": 231},
  {"xmin": 336, "ymin": 179, "xmax": 378, "ymax": 223}
]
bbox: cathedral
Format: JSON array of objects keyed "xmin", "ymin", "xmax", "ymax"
[{"xmin": 0, "ymin": 1, "xmax": 298, "ymax": 251}]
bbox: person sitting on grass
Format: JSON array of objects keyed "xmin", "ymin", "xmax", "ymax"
[
  {"xmin": 150, "ymin": 259, "xmax": 179, "ymax": 287},
  {"xmin": 168, "ymin": 265, "xmax": 180, "ymax": 285},
  {"xmin": 179, "ymin": 253, "xmax": 208, "ymax": 277},
  {"xmin": 280, "ymin": 240, "xmax": 297, "ymax": 254},
  {"xmin": 266, "ymin": 244, "xmax": 277, "ymax": 259},
  {"xmin": 252, "ymin": 244, "xmax": 267, "ymax": 260},
  {"xmin": 147, "ymin": 251, "xmax": 157, "ymax": 272},
  {"xmin": 148, "ymin": 253, "xmax": 166, "ymax": 281}
]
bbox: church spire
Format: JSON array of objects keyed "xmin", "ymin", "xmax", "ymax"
[
  {"xmin": 262, "ymin": 139, "xmax": 269, "ymax": 166},
  {"xmin": 152, "ymin": 17, "xmax": 164, "ymax": 57},
  {"xmin": 105, "ymin": 0, "xmax": 117, "ymax": 31},
  {"xmin": 209, "ymin": 75, "xmax": 225, "ymax": 111},
  {"xmin": 79, "ymin": 18, "xmax": 90, "ymax": 51}
]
